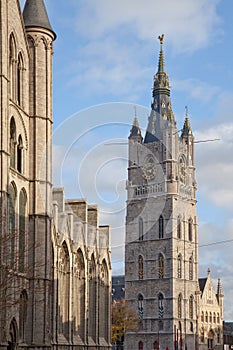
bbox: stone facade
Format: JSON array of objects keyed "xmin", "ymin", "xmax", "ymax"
[
  {"xmin": 0, "ymin": 1, "xmax": 111, "ymax": 349},
  {"xmin": 124, "ymin": 38, "xmax": 223, "ymax": 350},
  {"xmin": 197, "ymin": 270, "xmax": 224, "ymax": 350}
]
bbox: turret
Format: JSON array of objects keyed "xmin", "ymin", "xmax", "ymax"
[
  {"xmin": 181, "ymin": 107, "xmax": 194, "ymax": 167},
  {"xmin": 23, "ymin": 0, "xmax": 56, "ymax": 215}
]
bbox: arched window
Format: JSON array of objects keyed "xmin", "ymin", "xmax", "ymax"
[
  {"xmin": 58, "ymin": 242, "xmax": 70, "ymax": 337},
  {"xmin": 9, "ymin": 34, "xmax": 16, "ymax": 99},
  {"xmin": 177, "ymin": 254, "xmax": 182, "ymax": 279},
  {"xmin": 177, "ymin": 216, "xmax": 181, "ymax": 239},
  {"xmin": 213, "ymin": 312, "xmax": 216, "ymax": 323},
  {"xmin": 189, "ymin": 256, "xmax": 193, "ymax": 280},
  {"xmin": 17, "ymin": 53, "xmax": 23, "ymax": 106},
  {"xmin": 139, "ymin": 341, "xmax": 143, "ymax": 350},
  {"xmin": 201, "ymin": 311, "xmax": 204, "ymax": 322},
  {"xmin": 138, "ymin": 255, "xmax": 143, "ymax": 280},
  {"xmin": 19, "ymin": 190, "xmax": 27, "ymax": 272},
  {"xmin": 209, "ymin": 312, "xmax": 212, "ymax": 323},
  {"xmin": 19, "ymin": 290, "xmax": 28, "ymax": 341},
  {"xmin": 190, "ymin": 322, "xmax": 193, "ymax": 332},
  {"xmin": 99, "ymin": 259, "xmax": 109, "ymax": 340},
  {"xmin": 159, "ymin": 215, "xmax": 164, "ymax": 238},
  {"xmin": 188, "ymin": 218, "xmax": 193, "ymax": 241},
  {"xmin": 17, "ymin": 135, "xmax": 23, "ymax": 173},
  {"xmin": 88, "ymin": 254, "xmax": 96, "ymax": 339},
  {"xmin": 139, "ymin": 217, "xmax": 143, "ymax": 241},
  {"xmin": 138, "ymin": 294, "xmax": 143, "ymax": 320},
  {"xmin": 189, "ymin": 295, "xmax": 194, "ymax": 319},
  {"xmin": 9, "ymin": 183, "xmax": 16, "ymax": 266},
  {"xmin": 217, "ymin": 329, "xmax": 220, "ymax": 343},
  {"xmin": 217, "ymin": 313, "xmax": 220, "ymax": 323},
  {"xmin": 10, "ymin": 117, "xmax": 16, "ymax": 168},
  {"xmin": 205, "ymin": 312, "xmax": 208, "ymax": 323},
  {"xmin": 178, "ymin": 294, "xmax": 182, "ymax": 318},
  {"xmin": 158, "ymin": 293, "xmax": 164, "ymax": 320},
  {"xmin": 74, "ymin": 249, "xmax": 85, "ymax": 339},
  {"xmin": 158, "ymin": 253, "xmax": 164, "ymax": 279}
]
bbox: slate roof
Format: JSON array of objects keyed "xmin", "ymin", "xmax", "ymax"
[
  {"xmin": 23, "ymin": 0, "xmax": 56, "ymax": 37},
  {"xmin": 112, "ymin": 275, "xmax": 125, "ymax": 300},
  {"xmin": 199, "ymin": 278, "xmax": 207, "ymax": 292}
]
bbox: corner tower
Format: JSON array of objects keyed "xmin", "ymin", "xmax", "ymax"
[
  {"xmin": 125, "ymin": 36, "xmax": 198, "ymax": 350},
  {"xmin": 23, "ymin": 0, "xmax": 56, "ymax": 346}
]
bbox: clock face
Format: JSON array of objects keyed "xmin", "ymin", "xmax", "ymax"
[
  {"xmin": 142, "ymin": 162, "xmax": 157, "ymax": 181},
  {"xmin": 179, "ymin": 158, "xmax": 187, "ymax": 183}
]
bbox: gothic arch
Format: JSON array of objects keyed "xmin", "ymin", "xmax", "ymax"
[
  {"xmin": 8, "ymin": 318, "xmax": 18, "ymax": 350},
  {"xmin": 10, "ymin": 104, "xmax": 29, "ymax": 149},
  {"xmin": 9, "ymin": 33, "xmax": 17, "ymax": 99}
]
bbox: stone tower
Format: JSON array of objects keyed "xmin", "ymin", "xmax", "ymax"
[
  {"xmin": 125, "ymin": 36, "xmax": 198, "ymax": 350},
  {"xmin": 0, "ymin": 0, "xmax": 56, "ymax": 348}
]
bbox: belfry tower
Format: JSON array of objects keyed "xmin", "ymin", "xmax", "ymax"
[{"xmin": 125, "ymin": 36, "xmax": 198, "ymax": 350}]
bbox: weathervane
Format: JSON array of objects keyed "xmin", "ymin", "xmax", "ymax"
[{"xmin": 158, "ymin": 34, "xmax": 164, "ymax": 45}]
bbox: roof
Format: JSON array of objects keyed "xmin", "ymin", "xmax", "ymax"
[
  {"xmin": 23, "ymin": 0, "xmax": 56, "ymax": 38},
  {"xmin": 199, "ymin": 278, "xmax": 207, "ymax": 292},
  {"xmin": 112, "ymin": 275, "xmax": 125, "ymax": 300}
]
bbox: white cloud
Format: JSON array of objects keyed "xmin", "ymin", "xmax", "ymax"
[
  {"xmin": 75, "ymin": 0, "xmax": 221, "ymax": 53},
  {"xmin": 174, "ymin": 78, "xmax": 220, "ymax": 103},
  {"xmin": 195, "ymin": 123, "xmax": 233, "ymax": 209},
  {"xmin": 198, "ymin": 219, "xmax": 233, "ymax": 320}
]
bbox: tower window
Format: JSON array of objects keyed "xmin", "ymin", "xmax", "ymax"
[
  {"xmin": 10, "ymin": 118, "xmax": 16, "ymax": 168},
  {"xmin": 138, "ymin": 294, "xmax": 144, "ymax": 321},
  {"xmin": 158, "ymin": 254, "xmax": 164, "ymax": 279},
  {"xmin": 213, "ymin": 312, "xmax": 216, "ymax": 323},
  {"xmin": 17, "ymin": 135, "xmax": 23, "ymax": 173},
  {"xmin": 139, "ymin": 217, "xmax": 143, "ymax": 241},
  {"xmin": 217, "ymin": 313, "xmax": 220, "ymax": 323},
  {"xmin": 205, "ymin": 312, "xmax": 208, "ymax": 323},
  {"xmin": 159, "ymin": 215, "xmax": 164, "ymax": 239},
  {"xmin": 188, "ymin": 219, "xmax": 193, "ymax": 241},
  {"xmin": 178, "ymin": 294, "xmax": 182, "ymax": 318},
  {"xmin": 158, "ymin": 293, "xmax": 164, "ymax": 319},
  {"xmin": 17, "ymin": 53, "xmax": 23, "ymax": 106},
  {"xmin": 209, "ymin": 312, "xmax": 212, "ymax": 323},
  {"xmin": 139, "ymin": 341, "xmax": 143, "ymax": 350},
  {"xmin": 177, "ymin": 254, "xmax": 182, "ymax": 279},
  {"xmin": 189, "ymin": 295, "xmax": 194, "ymax": 319},
  {"xmin": 201, "ymin": 311, "xmax": 204, "ymax": 322},
  {"xmin": 138, "ymin": 255, "xmax": 143, "ymax": 280},
  {"xmin": 19, "ymin": 190, "xmax": 27, "ymax": 272},
  {"xmin": 177, "ymin": 216, "xmax": 181, "ymax": 239},
  {"xmin": 189, "ymin": 256, "xmax": 193, "ymax": 280}
]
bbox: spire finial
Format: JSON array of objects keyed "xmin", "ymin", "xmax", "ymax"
[
  {"xmin": 157, "ymin": 34, "xmax": 165, "ymax": 74},
  {"xmin": 134, "ymin": 105, "xmax": 137, "ymax": 118},
  {"xmin": 158, "ymin": 34, "xmax": 165, "ymax": 46},
  {"xmin": 185, "ymin": 105, "xmax": 188, "ymax": 118}
]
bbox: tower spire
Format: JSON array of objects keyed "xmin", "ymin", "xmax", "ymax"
[{"xmin": 181, "ymin": 106, "xmax": 193, "ymax": 137}]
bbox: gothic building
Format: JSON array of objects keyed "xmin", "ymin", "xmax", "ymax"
[
  {"xmin": 0, "ymin": 1, "xmax": 111, "ymax": 349},
  {"xmin": 124, "ymin": 36, "xmax": 223, "ymax": 350}
]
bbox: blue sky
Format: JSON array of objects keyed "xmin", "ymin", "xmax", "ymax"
[{"xmin": 21, "ymin": 0, "xmax": 233, "ymax": 320}]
